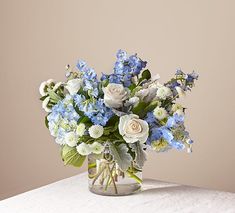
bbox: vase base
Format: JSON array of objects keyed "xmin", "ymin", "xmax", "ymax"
[{"xmin": 89, "ymin": 183, "xmax": 141, "ymax": 196}]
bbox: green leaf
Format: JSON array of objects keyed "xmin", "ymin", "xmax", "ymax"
[
  {"xmin": 129, "ymin": 142, "xmax": 147, "ymax": 168},
  {"xmin": 138, "ymin": 69, "xmax": 151, "ymax": 85},
  {"xmin": 128, "ymin": 84, "xmax": 136, "ymax": 91},
  {"xmin": 61, "ymin": 145, "xmax": 86, "ymax": 168},
  {"xmin": 143, "ymin": 100, "xmax": 160, "ymax": 113},
  {"xmin": 77, "ymin": 115, "xmax": 90, "ymax": 124},
  {"xmin": 109, "ymin": 143, "xmax": 132, "ymax": 171},
  {"xmin": 45, "ymin": 116, "xmax": 49, "ymax": 128},
  {"xmin": 40, "ymin": 95, "xmax": 48, "ymax": 101},
  {"xmin": 132, "ymin": 101, "xmax": 148, "ymax": 116},
  {"xmin": 141, "ymin": 69, "xmax": 151, "ymax": 80}
]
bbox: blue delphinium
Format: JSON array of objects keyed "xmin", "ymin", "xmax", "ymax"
[
  {"xmin": 76, "ymin": 60, "xmax": 99, "ymax": 98},
  {"xmin": 102, "ymin": 50, "xmax": 147, "ymax": 87}
]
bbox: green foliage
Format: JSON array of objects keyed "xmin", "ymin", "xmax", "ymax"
[
  {"xmin": 138, "ymin": 69, "xmax": 151, "ymax": 85},
  {"xmin": 132, "ymin": 101, "xmax": 149, "ymax": 118},
  {"xmin": 40, "ymin": 95, "xmax": 48, "ymax": 101},
  {"xmin": 109, "ymin": 143, "xmax": 132, "ymax": 171},
  {"xmin": 61, "ymin": 145, "xmax": 86, "ymax": 167},
  {"xmin": 129, "ymin": 142, "xmax": 147, "ymax": 168},
  {"xmin": 45, "ymin": 116, "xmax": 49, "ymax": 128},
  {"xmin": 47, "ymin": 89, "xmax": 62, "ymax": 103}
]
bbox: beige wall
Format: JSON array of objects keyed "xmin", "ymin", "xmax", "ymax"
[{"xmin": 0, "ymin": 0, "xmax": 235, "ymax": 200}]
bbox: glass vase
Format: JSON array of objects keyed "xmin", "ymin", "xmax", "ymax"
[{"xmin": 88, "ymin": 153, "xmax": 142, "ymax": 196}]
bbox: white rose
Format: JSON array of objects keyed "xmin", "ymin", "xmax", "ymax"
[
  {"xmin": 103, "ymin": 83, "xmax": 128, "ymax": 108},
  {"xmin": 76, "ymin": 123, "xmax": 86, "ymax": 137},
  {"xmin": 156, "ymin": 86, "xmax": 172, "ymax": 100},
  {"xmin": 76, "ymin": 143, "xmax": 91, "ymax": 156},
  {"xmin": 90, "ymin": 142, "xmax": 104, "ymax": 154},
  {"xmin": 65, "ymin": 78, "xmax": 83, "ymax": 95},
  {"xmin": 39, "ymin": 79, "xmax": 54, "ymax": 96},
  {"xmin": 175, "ymin": 86, "xmax": 186, "ymax": 98},
  {"xmin": 119, "ymin": 114, "xmax": 149, "ymax": 143},
  {"xmin": 42, "ymin": 96, "xmax": 51, "ymax": 112},
  {"xmin": 88, "ymin": 125, "xmax": 104, "ymax": 139},
  {"xmin": 64, "ymin": 132, "xmax": 78, "ymax": 147},
  {"xmin": 153, "ymin": 106, "xmax": 168, "ymax": 120}
]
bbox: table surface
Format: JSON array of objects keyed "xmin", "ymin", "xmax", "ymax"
[{"xmin": 0, "ymin": 172, "xmax": 235, "ymax": 213}]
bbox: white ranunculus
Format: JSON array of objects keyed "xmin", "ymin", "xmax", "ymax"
[
  {"xmin": 153, "ymin": 106, "xmax": 168, "ymax": 120},
  {"xmin": 39, "ymin": 81, "xmax": 47, "ymax": 96},
  {"xmin": 103, "ymin": 83, "xmax": 129, "ymax": 108},
  {"xmin": 42, "ymin": 96, "xmax": 51, "ymax": 112},
  {"xmin": 156, "ymin": 86, "xmax": 172, "ymax": 100},
  {"xmin": 39, "ymin": 79, "xmax": 55, "ymax": 96},
  {"xmin": 76, "ymin": 143, "xmax": 92, "ymax": 156},
  {"xmin": 171, "ymin": 103, "xmax": 183, "ymax": 112},
  {"xmin": 88, "ymin": 125, "xmax": 104, "ymax": 139},
  {"xmin": 53, "ymin": 82, "xmax": 63, "ymax": 91},
  {"xmin": 174, "ymin": 109, "xmax": 184, "ymax": 116},
  {"xmin": 64, "ymin": 132, "xmax": 78, "ymax": 147},
  {"xmin": 76, "ymin": 123, "xmax": 86, "ymax": 137},
  {"xmin": 175, "ymin": 86, "xmax": 186, "ymax": 98},
  {"xmin": 65, "ymin": 78, "xmax": 83, "ymax": 95},
  {"xmin": 90, "ymin": 142, "xmax": 104, "ymax": 154},
  {"xmin": 119, "ymin": 114, "xmax": 149, "ymax": 143}
]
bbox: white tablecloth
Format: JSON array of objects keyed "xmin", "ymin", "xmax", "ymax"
[{"xmin": 0, "ymin": 172, "xmax": 235, "ymax": 213}]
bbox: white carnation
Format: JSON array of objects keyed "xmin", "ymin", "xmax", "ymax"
[
  {"xmin": 88, "ymin": 125, "xmax": 104, "ymax": 139},
  {"xmin": 64, "ymin": 132, "xmax": 78, "ymax": 147},
  {"xmin": 76, "ymin": 123, "xmax": 86, "ymax": 137},
  {"xmin": 156, "ymin": 86, "xmax": 172, "ymax": 100},
  {"xmin": 65, "ymin": 78, "xmax": 83, "ymax": 95},
  {"xmin": 90, "ymin": 142, "xmax": 104, "ymax": 154},
  {"xmin": 76, "ymin": 143, "xmax": 91, "ymax": 156},
  {"xmin": 175, "ymin": 86, "xmax": 186, "ymax": 98},
  {"xmin": 153, "ymin": 106, "xmax": 168, "ymax": 120},
  {"xmin": 119, "ymin": 114, "xmax": 149, "ymax": 143},
  {"xmin": 103, "ymin": 83, "xmax": 128, "ymax": 108}
]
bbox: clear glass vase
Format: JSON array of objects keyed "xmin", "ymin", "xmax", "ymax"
[{"xmin": 88, "ymin": 153, "xmax": 142, "ymax": 196}]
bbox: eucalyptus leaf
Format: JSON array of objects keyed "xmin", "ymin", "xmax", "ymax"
[
  {"xmin": 61, "ymin": 145, "xmax": 86, "ymax": 168},
  {"xmin": 129, "ymin": 142, "xmax": 147, "ymax": 168},
  {"xmin": 109, "ymin": 143, "xmax": 132, "ymax": 171}
]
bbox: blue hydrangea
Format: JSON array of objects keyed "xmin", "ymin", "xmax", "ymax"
[
  {"xmin": 74, "ymin": 96, "xmax": 113, "ymax": 126},
  {"xmin": 166, "ymin": 114, "xmax": 184, "ymax": 128}
]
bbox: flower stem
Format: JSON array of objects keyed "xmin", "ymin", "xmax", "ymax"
[
  {"xmin": 106, "ymin": 164, "xmax": 118, "ymax": 194},
  {"xmin": 127, "ymin": 170, "xmax": 142, "ymax": 184}
]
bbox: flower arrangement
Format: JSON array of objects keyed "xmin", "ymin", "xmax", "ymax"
[{"xmin": 39, "ymin": 50, "xmax": 198, "ymax": 195}]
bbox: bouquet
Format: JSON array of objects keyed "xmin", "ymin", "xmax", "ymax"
[{"xmin": 39, "ymin": 50, "xmax": 198, "ymax": 195}]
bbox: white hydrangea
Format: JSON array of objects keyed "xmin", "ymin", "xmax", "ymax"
[
  {"xmin": 76, "ymin": 143, "xmax": 91, "ymax": 156},
  {"xmin": 76, "ymin": 123, "xmax": 86, "ymax": 137},
  {"xmin": 64, "ymin": 132, "xmax": 78, "ymax": 147},
  {"xmin": 153, "ymin": 106, "xmax": 168, "ymax": 120},
  {"xmin": 171, "ymin": 103, "xmax": 183, "ymax": 112},
  {"xmin": 88, "ymin": 125, "xmax": 104, "ymax": 139},
  {"xmin": 90, "ymin": 142, "xmax": 104, "ymax": 154},
  {"xmin": 175, "ymin": 86, "xmax": 186, "ymax": 98},
  {"xmin": 156, "ymin": 86, "xmax": 172, "ymax": 100}
]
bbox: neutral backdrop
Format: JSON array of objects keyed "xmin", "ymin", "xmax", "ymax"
[{"xmin": 0, "ymin": 0, "xmax": 235, "ymax": 200}]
